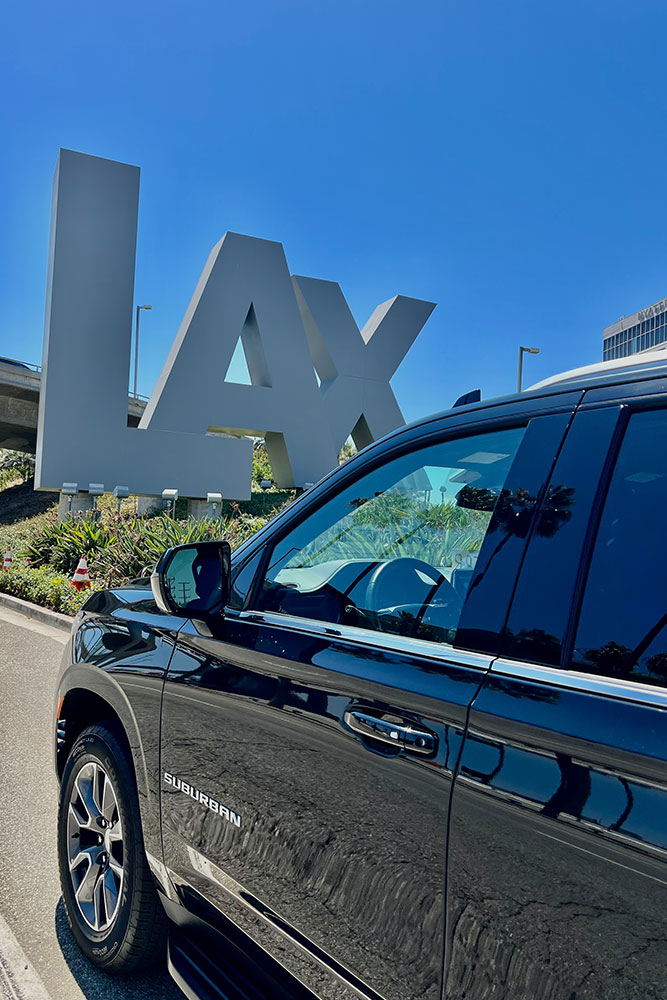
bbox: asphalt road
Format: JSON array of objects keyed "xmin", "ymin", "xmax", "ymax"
[{"xmin": 0, "ymin": 605, "xmax": 182, "ymax": 1000}]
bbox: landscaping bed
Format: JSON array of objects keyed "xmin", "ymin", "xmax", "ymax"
[{"xmin": 0, "ymin": 480, "xmax": 294, "ymax": 615}]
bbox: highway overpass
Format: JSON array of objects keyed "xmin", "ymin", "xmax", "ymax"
[{"xmin": 0, "ymin": 357, "xmax": 146, "ymax": 452}]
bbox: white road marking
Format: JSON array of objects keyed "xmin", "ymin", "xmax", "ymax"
[
  {"xmin": 0, "ymin": 608, "xmax": 68, "ymax": 644},
  {"xmin": 0, "ymin": 912, "xmax": 52, "ymax": 1000}
]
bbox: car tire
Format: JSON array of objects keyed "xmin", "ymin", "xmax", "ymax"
[{"xmin": 57, "ymin": 723, "xmax": 168, "ymax": 972}]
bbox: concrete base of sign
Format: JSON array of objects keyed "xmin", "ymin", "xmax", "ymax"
[
  {"xmin": 187, "ymin": 498, "xmax": 217, "ymax": 519},
  {"xmin": 137, "ymin": 496, "xmax": 162, "ymax": 516},
  {"xmin": 58, "ymin": 493, "xmax": 94, "ymax": 521}
]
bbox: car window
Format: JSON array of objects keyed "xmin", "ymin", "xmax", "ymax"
[
  {"xmin": 571, "ymin": 409, "xmax": 667, "ymax": 688},
  {"xmin": 253, "ymin": 426, "xmax": 526, "ymax": 646},
  {"xmin": 456, "ymin": 411, "xmax": 573, "ymax": 654},
  {"xmin": 501, "ymin": 407, "xmax": 620, "ymax": 666},
  {"xmin": 228, "ymin": 549, "xmax": 263, "ymax": 610}
]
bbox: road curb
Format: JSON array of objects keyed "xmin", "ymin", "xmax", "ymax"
[
  {"xmin": 0, "ymin": 592, "xmax": 73, "ymax": 633},
  {"xmin": 0, "ymin": 911, "xmax": 52, "ymax": 1000}
]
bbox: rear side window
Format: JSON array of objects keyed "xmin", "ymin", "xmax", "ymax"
[
  {"xmin": 501, "ymin": 408, "xmax": 620, "ymax": 666},
  {"xmin": 572, "ymin": 409, "xmax": 667, "ymax": 687}
]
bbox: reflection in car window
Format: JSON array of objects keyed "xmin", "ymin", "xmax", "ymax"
[
  {"xmin": 254, "ymin": 427, "xmax": 525, "ymax": 646},
  {"xmin": 165, "ymin": 548, "xmax": 223, "ymax": 612},
  {"xmin": 572, "ymin": 409, "xmax": 667, "ymax": 687},
  {"xmin": 501, "ymin": 408, "xmax": 620, "ymax": 666}
]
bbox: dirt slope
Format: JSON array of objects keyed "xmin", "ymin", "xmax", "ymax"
[{"xmin": 0, "ymin": 479, "xmax": 58, "ymax": 526}]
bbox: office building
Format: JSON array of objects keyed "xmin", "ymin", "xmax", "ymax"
[{"xmin": 603, "ymin": 298, "xmax": 667, "ymax": 360}]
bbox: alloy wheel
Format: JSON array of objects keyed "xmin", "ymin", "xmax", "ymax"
[{"xmin": 67, "ymin": 761, "xmax": 124, "ymax": 932}]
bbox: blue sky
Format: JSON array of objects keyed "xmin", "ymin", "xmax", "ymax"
[{"xmin": 1, "ymin": 1, "xmax": 667, "ymax": 422}]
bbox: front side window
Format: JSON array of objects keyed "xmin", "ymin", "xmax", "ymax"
[
  {"xmin": 253, "ymin": 426, "xmax": 525, "ymax": 646},
  {"xmin": 572, "ymin": 409, "xmax": 667, "ymax": 687}
]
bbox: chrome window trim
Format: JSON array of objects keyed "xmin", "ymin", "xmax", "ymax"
[
  {"xmin": 231, "ymin": 608, "xmax": 492, "ymax": 671},
  {"xmin": 492, "ymin": 657, "xmax": 667, "ymax": 708}
]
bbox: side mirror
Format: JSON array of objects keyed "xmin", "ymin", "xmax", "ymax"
[{"xmin": 150, "ymin": 541, "xmax": 231, "ymax": 616}]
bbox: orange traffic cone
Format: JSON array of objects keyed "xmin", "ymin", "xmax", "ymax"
[
  {"xmin": 2, "ymin": 546, "xmax": 13, "ymax": 572},
  {"xmin": 71, "ymin": 555, "xmax": 91, "ymax": 590}
]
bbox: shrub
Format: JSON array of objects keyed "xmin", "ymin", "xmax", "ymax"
[
  {"xmin": 92, "ymin": 514, "xmax": 269, "ymax": 587},
  {"xmin": 298, "ymin": 494, "xmax": 490, "ymax": 568},
  {"xmin": 0, "ymin": 562, "xmax": 101, "ymax": 615},
  {"xmin": 0, "ymin": 468, "xmax": 18, "ymax": 491},
  {"xmin": 22, "ymin": 517, "xmax": 116, "ymax": 573},
  {"xmin": 252, "ymin": 441, "xmax": 273, "ymax": 485},
  {"xmin": 0, "ymin": 486, "xmax": 293, "ymax": 617},
  {"xmin": 0, "ymin": 450, "xmax": 35, "ymax": 484}
]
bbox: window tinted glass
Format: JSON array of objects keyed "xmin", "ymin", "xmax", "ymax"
[
  {"xmin": 457, "ymin": 412, "xmax": 573, "ymax": 655},
  {"xmin": 572, "ymin": 409, "xmax": 667, "ymax": 687},
  {"xmin": 502, "ymin": 408, "xmax": 620, "ymax": 666},
  {"xmin": 254, "ymin": 427, "xmax": 525, "ymax": 646},
  {"xmin": 228, "ymin": 550, "xmax": 263, "ymax": 610}
]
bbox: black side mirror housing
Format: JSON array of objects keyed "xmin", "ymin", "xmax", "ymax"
[{"xmin": 151, "ymin": 541, "xmax": 231, "ymax": 616}]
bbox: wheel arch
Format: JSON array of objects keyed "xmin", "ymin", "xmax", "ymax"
[
  {"xmin": 55, "ymin": 664, "xmax": 160, "ymax": 860},
  {"xmin": 56, "ymin": 687, "xmax": 132, "ymax": 780}
]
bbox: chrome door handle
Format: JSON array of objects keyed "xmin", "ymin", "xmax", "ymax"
[{"xmin": 343, "ymin": 710, "xmax": 437, "ymax": 756}]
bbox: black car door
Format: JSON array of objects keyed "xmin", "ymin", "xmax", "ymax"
[
  {"xmin": 159, "ymin": 402, "xmax": 575, "ymax": 1000},
  {"xmin": 447, "ymin": 397, "xmax": 667, "ymax": 1000}
]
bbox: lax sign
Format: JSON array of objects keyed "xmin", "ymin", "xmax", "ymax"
[{"xmin": 36, "ymin": 150, "xmax": 435, "ymax": 499}]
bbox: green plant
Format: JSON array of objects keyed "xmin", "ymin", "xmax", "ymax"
[
  {"xmin": 0, "ymin": 562, "xmax": 101, "ymax": 614},
  {"xmin": 23, "ymin": 517, "xmax": 115, "ymax": 573},
  {"xmin": 92, "ymin": 513, "xmax": 269, "ymax": 587},
  {"xmin": 338, "ymin": 439, "xmax": 358, "ymax": 464},
  {"xmin": 0, "ymin": 477, "xmax": 294, "ymax": 616},
  {"xmin": 0, "ymin": 468, "xmax": 17, "ymax": 491},
  {"xmin": 19, "ymin": 517, "xmax": 63, "ymax": 565},
  {"xmin": 297, "ymin": 495, "xmax": 490, "ymax": 570},
  {"xmin": 0, "ymin": 450, "xmax": 35, "ymax": 484},
  {"xmin": 252, "ymin": 441, "xmax": 273, "ymax": 485}
]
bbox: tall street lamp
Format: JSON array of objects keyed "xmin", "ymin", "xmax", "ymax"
[
  {"xmin": 517, "ymin": 346, "xmax": 540, "ymax": 392},
  {"xmin": 133, "ymin": 304, "xmax": 152, "ymax": 397}
]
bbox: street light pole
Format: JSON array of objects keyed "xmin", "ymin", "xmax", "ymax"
[
  {"xmin": 517, "ymin": 346, "xmax": 540, "ymax": 392},
  {"xmin": 133, "ymin": 304, "xmax": 152, "ymax": 397}
]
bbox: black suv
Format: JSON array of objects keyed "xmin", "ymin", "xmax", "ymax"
[{"xmin": 55, "ymin": 354, "xmax": 667, "ymax": 1000}]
